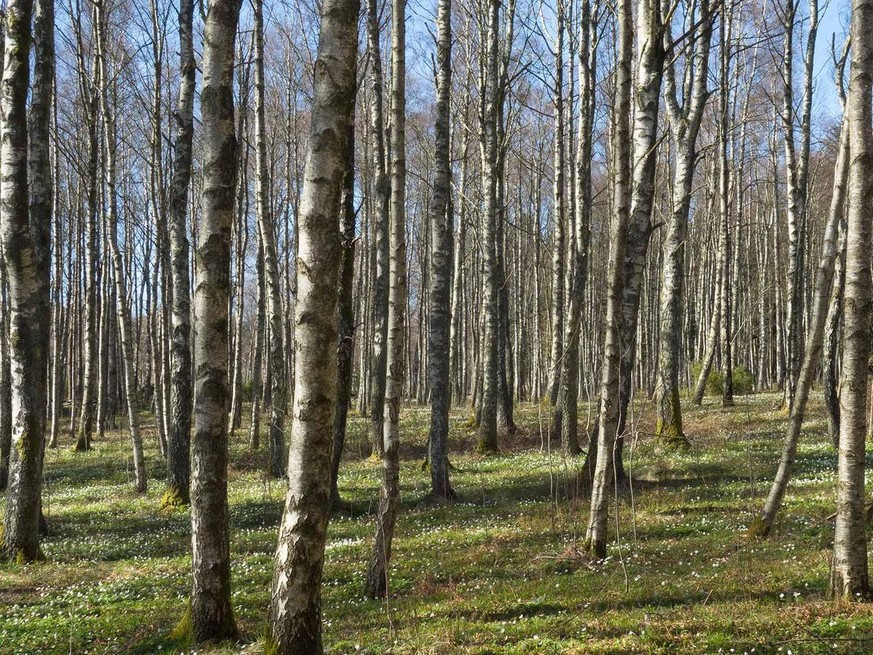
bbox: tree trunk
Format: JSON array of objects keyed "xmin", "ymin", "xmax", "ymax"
[
  {"xmin": 427, "ymin": 0, "xmax": 454, "ymax": 499},
  {"xmin": 548, "ymin": 7, "xmax": 565, "ymax": 408},
  {"xmin": 267, "ymin": 0, "xmax": 358, "ymax": 648},
  {"xmin": 824, "ymin": 220, "xmax": 846, "ymax": 447},
  {"xmin": 254, "ymin": 0, "xmax": 287, "ymax": 478},
  {"xmin": 366, "ymin": 0, "xmax": 406, "ymax": 599},
  {"xmin": 781, "ymin": 0, "xmax": 817, "ymax": 408},
  {"xmin": 476, "ymin": 0, "xmax": 501, "ymax": 454},
  {"xmin": 331, "ymin": 122, "xmax": 357, "ymax": 505},
  {"xmin": 654, "ymin": 0, "xmax": 712, "ymax": 444},
  {"xmin": 75, "ymin": 89, "xmax": 100, "ymax": 452},
  {"xmin": 1, "ymin": 0, "xmax": 52, "ymax": 562},
  {"xmin": 367, "ymin": 0, "xmax": 390, "ymax": 459},
  {"xmin": 189, "ymin": 0, "xmax": 242, "ymax": 641},
  {"xmin": 0, "ymin": 253, "xmax": 10, "ymax": 490},
  {"xmin": 584, "ymin": 0, "xmax": 632, "ymax": 559},
  {"xmin": 558, "ymin": 0, "xmax": 595, "ymax": 456},
  {"xmin": 95, "ymin": 0, "xmax": 147, "ymax": 493},
  {"xmin": 830, "ymin": 0, "xmax": 872, "ymax": 601},
  {"xmin": 166, "ymin": 0, "xmax": 195, "ymax": 506},
  {"xmin": 249, "ymin": 244, "xmax": 265, "ymax": 450}
]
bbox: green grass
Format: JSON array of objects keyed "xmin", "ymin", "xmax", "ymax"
[{"xmin": 2, "ymin": 393, "xmax": 872, "ymax": 654}]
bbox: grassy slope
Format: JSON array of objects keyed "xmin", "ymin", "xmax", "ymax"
[{"xmin": 1, "ymin": 392, "xmax": 872, "ymax": 654}]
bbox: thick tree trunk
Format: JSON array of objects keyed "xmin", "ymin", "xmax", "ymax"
[
  {"xmin": 189, "ymin": 0, "xmax": 242, "ymax": 641},
  {"xmin": 267, "ymin": 0, "xmax": 358, "ymax": 649},
  {"xmin": 366, "ymin": 0, "xmax": 406, "ymax": 599},
  {"xmin": 830, "ymin": 0, "xmax": 872, "ymax": 601},
  {"xmin": 166, "ymin": 0, "xmax": 195, "ymax": 506},
  {"xmin": 1, "ymin": 0, "xmax": 52, "ymax": 562}
]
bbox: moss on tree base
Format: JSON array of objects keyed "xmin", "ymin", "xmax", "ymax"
[{"xmin": 159, "ymin": 487, "xmax": 189, "ymax": 510}]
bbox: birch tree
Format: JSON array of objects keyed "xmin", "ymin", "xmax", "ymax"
[
  {"xmin": 477, "ymin": 0, "xmax": 501, "ymax": 454},
  {"xmin": 780, "ymin": 0, "xmax": 817, "ymax": 407},
  {"xmin": 165, "ymin": 0, "xmax": 196, "ymax": 507},
  {"xmin": 584, "ymin": 0, "xmax": 632, "ymax": 558},
  {"xmin": 365, "ymin": 0, "xmax": 406, "ymax": 598},
  {"xmin": 752, "ymin": 105, "xmax": 849, "ymax": 537},
  {"xmin": 654, "ymin": 0, "xmax": 712, "ymax": 445},
  {"xmin": 95, "ymin": 0, "xmax": 147, "ymax": 494},
  {"xmin": 830, "ymin": 0, "xmax": 872, "ymax": 601},
  {"xmin": 267, "ymin": 0, "xmax": 359, "ymax": 648},
  {"xmin": 1, "ymin": 0, "xmax": 51, "ymax": 562},
  {"xmin": 367, "ymin": 0, "xmax": 390, "ymax": 459},
  {"xmin": 188, "ymin": 0, "xmax": 242, "ymax": 641},
  {"xmin": 427, "ymin": 0, "xmax": 454, "ymax": 499},
  {"xmin": 557, "ymin": 0, "xmax": 596, "ymax": 456}
]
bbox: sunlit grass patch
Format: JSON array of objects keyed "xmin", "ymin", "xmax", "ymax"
[{"xmin": 2, "ymin": 393, "xmax": 872, "ymax": 653}]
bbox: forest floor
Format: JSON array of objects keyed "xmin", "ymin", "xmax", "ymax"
[{"xmin": 1, "ymin": 392, "xmax": 873, "ymax": 654}]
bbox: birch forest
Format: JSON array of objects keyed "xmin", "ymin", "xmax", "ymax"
[{"xmin": 2, "ymin": 0, "xmax": 873, "ymax": 651}]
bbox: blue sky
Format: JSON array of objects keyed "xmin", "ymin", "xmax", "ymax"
[{"xmin": 814, "ymin": 0, "xmax": 849, "ymax": 121}]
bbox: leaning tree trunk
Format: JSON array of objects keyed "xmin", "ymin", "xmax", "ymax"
[
  {"xmin": 830, "ymin": 0, "xmax": 872, "ymax": 601},
  {"xmin": 188, "ymin": 0, "xmax": 242, "ymax": 642},
  {"xmin": 692, "ymin": 232, "xmax": 723, "ymax": 405},
  {"xmin": 752, "ymin": 117, "xmax": 848, "ymax": 537},
  {"xmin": 1, "ymin": 0, "xmax": 52, "ymax": 562},
  {"xmin": 365, "ymin": 0, "xmax": 406, "ymax": 599},
  {"xmin": 584, "ymin": 0, "xmax": 632, "ymax": 560},
  {"xmin": 96, "ymin": 0, "xmax": 147, "ymax": 493},
  {"xmin": 267, "ymin": 0, "xmax": 359, "ymax": 649},
  {"xmin": 426, "ymin": 0, "xmax": 454, "ymax": 500},
  {"xmin": 165, "ymin": 0, "xmax": 195, "ymax": 506}
]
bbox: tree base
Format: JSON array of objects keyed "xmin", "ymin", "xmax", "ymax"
[
  {"xmin": 160, "ymin": 487, "xmax": 190, "ymax": 510},
  {"xmin": 747, "ymin": 516, "xmax": 771, "ymax": 539}
]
